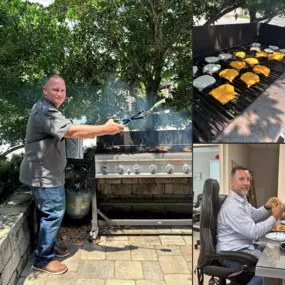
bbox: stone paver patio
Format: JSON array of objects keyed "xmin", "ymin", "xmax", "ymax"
[{"xmin": 16, "ymin": 227, "xmax": 192, "ymax": 285}]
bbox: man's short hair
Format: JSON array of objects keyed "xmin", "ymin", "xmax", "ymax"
[
  {"xmin": 231, "ymin": 166, "xmax": 249, "ymax": 177},
  {"xmin": 43, "ymin": 74, "xmax": 64, "ymax": 88}
]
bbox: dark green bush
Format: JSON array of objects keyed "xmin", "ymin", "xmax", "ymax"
[{"xmin": 0, "ymin": 154, "xmax": 23, "ymax": 204}]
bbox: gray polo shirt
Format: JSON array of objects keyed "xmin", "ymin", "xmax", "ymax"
[{"xmin": 19, "ymin": 98, "xmax": 73, "ymax": 187}]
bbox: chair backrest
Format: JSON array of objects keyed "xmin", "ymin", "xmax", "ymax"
[{"xmin": 197, "ymin": 178, "xmax": 226, "ymax": 268}]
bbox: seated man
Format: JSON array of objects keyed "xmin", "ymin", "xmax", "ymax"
[{"xmin": 217, "ymin": 166, "xmax": 284, "ymax": 285}]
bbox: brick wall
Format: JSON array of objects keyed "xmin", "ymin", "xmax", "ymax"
[
  {"xmin": 0, "ymin": 190, "xmax": 33, "ymax": 285},
  {"xmin": 96, "ymin": 177, "xmax": 193, "ymax": 215}
]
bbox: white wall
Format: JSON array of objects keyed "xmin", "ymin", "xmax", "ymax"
[
  {"xmin": 225, "ymin": 144, "xmax": 250, "ymax": 193},
  {"xmin": 193, "ymin": 150, "xmax": 219, "ymax": 202},
  {"xmin": 249, "ymin": 147, "xmax": 279, "ymax": 207}
]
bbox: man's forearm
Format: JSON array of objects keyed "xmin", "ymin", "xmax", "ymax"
[{"xmin": 64, "ymin": 124, "xmax": 110, "ymax": 139}]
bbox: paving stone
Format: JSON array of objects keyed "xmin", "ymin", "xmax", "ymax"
[
  {"xmin": 182, "ymin": 235, "xmax": 192, "ymax": 245},
  {"xmin": 80, "ymin": 244, "xmax": 106, "ymax": 260},
  {"xmin": 16, "ymin": 277, "xmax": 48, "ymax": 285},
  {"xmin": 142, "ymin": 261, "xmax": 164, "ymax": 280},
  {"xmin": 170, "ymin": 226, "xmax": 192, "ymax": 234},
  {"xmin": 131, "ymin": 246, "xmax": 157, "ymax": 261},
  {"xmin": 127, "ymin": 228, "xmax": 143, "ymax": 235},
  {"xmin": 188, "ymin": 262, "xmax": 192, "ymax": 274},
  {"xmin": 129, "ymin": 236, "xmax": 161, "ymax": 246},
  {"xmin": 76, "ymin": 279, "xmax": 105, "ymax": 285},
  {"xmin": 115, "ymin": 261, "xmax": 144, "ymax": 279},
  {"xmin": 106, "ymin": 246, "xmax": 131, "ymax": 260},
  {"xmin": 60, "ymin": 257, "xmax": 80, "ymax": 271},
  {"xmin": 165, "ymin": 274, "xmax": 192, "ymax": 285},
  {"xmin": 78, "ymin": 260, "xmax": 115, "ymax": 279},
  {"xmin": 105, "ymin": 235, "xmax": 129, "ymax": 241},
  {"xmin": 25, "ymin": 268, "xmax": 50, "ymax": 279},
  {"xmin": 136, "ymin": 281, "xmax": 166, "ymax": 285},
  {"xmin": 48, "ymin": 271, "xmax": 79, "ymax": 284},
  {"xmin": 181, "ymin": 245, "xmax": 192, "ymax": 262},
  {"xmin": 159, "ymin": 256, "xmax": 190, "ymax": 274},
  {"xmin": 106, "ymin": 280, "xmax": 135, "ymax": 285},
  {"xmin": 159, "ymin": 235, "xmax": 185, "ymax": 246},
  {"xmin": 140, "ymin": 227, "xmax": 158, "ymax": 234},
  {"xmin": 155, "ymin": 246, "xmax": 181, "ymax": 256},
  {"xmin": 155, "ymin": 226, "xmax": 172, "ymax": 234},
  {"xmin": 99, "ymin": 240, "xmax": 131, "ymax": 248}
]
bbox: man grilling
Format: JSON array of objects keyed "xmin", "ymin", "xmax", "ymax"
[
  {"xmin": 19, "ymin": 74, "xmax": 124, "ymax": 274},
  {"xmin": 216, "ymin": 166, "xmax": 284, "ymax": 285}
]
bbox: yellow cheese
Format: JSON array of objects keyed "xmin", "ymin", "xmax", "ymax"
[
  {"xmin": 209, "ymin": 84, "xmax": 236, "ymax": 105},
  {"xmin": 268, "ymin": 52, "xmax": 285, "ymax": 61},
  {"xmin": 256, "ymin": 51, "xmax": 268, "ymax": 58},
  {"xmin": 230, "ymin": 61, "xmax": 247, "ymax": 71},
  {"xmin": 244, "ymin": 58, "xmax": 259, "ymax": 66},
  {"xmin": 253, "ymin": 65, "xmax": 270, "ymax": 77},
  {"xmin": 235, "ymin": 51, "xmax": 246, "ymax": 59},
  {"xmin": 240, "ymin": 72, "xmax": 260, "ymax": 87},
  {"xmin": 219, "ymin": 69, "xmax": 239, "ymax": 82}
]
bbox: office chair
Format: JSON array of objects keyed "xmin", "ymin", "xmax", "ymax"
[
  {"xmin": 193, "ymin": 193, "xmax": 203, "ymax": 249},
  {"xmin": 196, "ymin": 179, "xmax": 258, "ymax": 285}
]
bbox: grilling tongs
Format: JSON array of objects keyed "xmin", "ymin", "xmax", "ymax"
[{"xmin": 108, "ymin": 98, "xmax": 167, "ymax": 125}]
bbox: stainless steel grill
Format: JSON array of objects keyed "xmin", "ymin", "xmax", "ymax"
[{"xmin": 88, "ymin": 129, "xmax": 192, "ymax": 240}]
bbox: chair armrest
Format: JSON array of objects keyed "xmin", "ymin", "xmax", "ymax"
[{"xmin": 206, "ymin": 251, "xmax": 258, "ymax": 266}]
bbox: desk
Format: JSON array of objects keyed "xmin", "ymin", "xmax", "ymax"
[{"xmin": 256, "ymin": 241, "xmax": 285, "ymax": 285}]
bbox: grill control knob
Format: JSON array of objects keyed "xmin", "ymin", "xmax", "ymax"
[
  {"xmin": 182, "ymin": 163, "xmax": 191, "ymax": 174},
  {"xmin": 117, "ymin": 165, "xmax": 125, "ymax": 175},
  {"xmin": 149, "ymin": 164, "xmax": 158, "ymax": 174},
  {"xmin": 165, "ymin": 164, "xmax": 174, "ymax": 174},
  {"xmin": 133, "ymin": 164, "xmax": 140, "ymax": 174},
  {"xmin": 101, "ymin": 165, "xmax": 109, "ymax": 175}
]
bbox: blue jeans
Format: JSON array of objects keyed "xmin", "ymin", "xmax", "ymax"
[
  {"xmin": 223, "ymin": 244, "xmax": 265, "ymax": 285},
  {"xmin": 30, "ymin": 186, "xmax": 65, "ymax": 267}
]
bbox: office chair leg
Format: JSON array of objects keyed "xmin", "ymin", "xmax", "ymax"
[
  {"xmin": 218, "ymin": 278, "xmax": 226, "ymax": 285},
  {"xmin": 209, "ymin": 277, "xmax": 223, "ymax": 285},
  {"xmin": 194, "ymin": 240, "xmax": 200, "ymax": 249}
]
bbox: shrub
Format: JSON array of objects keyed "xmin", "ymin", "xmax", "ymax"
[{"xmin": 0, "ymin": 154, "xmax": 23, "ymax": 204}]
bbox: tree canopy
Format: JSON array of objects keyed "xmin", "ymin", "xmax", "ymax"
[
  {"xmin": 0, "ymin": 0, "xmax": 192, "ymax": 154},
  {"xmin": 193, "ymin": 0, "xmax": 285, "ymax": 25}
]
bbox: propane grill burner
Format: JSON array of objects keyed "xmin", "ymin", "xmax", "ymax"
[{"xmin": 193, "ymin": 43, "xmax": 285, "ymax": 142}]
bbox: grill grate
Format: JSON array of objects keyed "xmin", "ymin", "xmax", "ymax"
[{"xmin": 193, "ymin": 44, "xmax": 285, "ymax": 142}]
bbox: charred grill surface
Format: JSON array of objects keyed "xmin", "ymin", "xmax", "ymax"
[{"xmin": 193, "ymin": 44, "xmax": 285, "ymax": 142}]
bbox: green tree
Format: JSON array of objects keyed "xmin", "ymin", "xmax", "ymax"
[
  {"xmin": 0, "ymin": 0, "xmax": 192, "ymax": 155},
  {"xmin": 193, "ymin": 0, "xmax": 285, "ymax": 25}
]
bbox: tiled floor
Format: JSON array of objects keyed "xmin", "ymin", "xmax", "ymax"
[{"xmin": 16, "ymin": 227, "xmax": 192, "ymax": 285}]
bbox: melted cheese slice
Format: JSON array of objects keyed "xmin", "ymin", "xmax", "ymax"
[
  {"xmin": 268, "ymin": 52, "xmax": 285, "ymax": 61},
  {"xmin": 244, "ymin": 58, "xmax": 259, "ymax": 66},
  {"xmin": 240, "ymin": 72, "xmax": 260, "ymax": 87},
  {"xmin": 253, "ymin": 65, "xmax": 270, "ymax": 77},
  {"xmin": 230, "ymin": 61, "xmax": 246, "ymax": 71},
  {"xmin": 235, "ymin": 51, "xmax": 246, "ymax": 59},
  {"xmin": 219, "ymin": 69, "xmax": 239, "ymax": 82},
  {"xmin": 256, "ymin": 51, "xmax": 268, "ymax": 58},
  {"xmin": 209, "ymin": 84, "xmax": 236, "ymax": 105}
]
